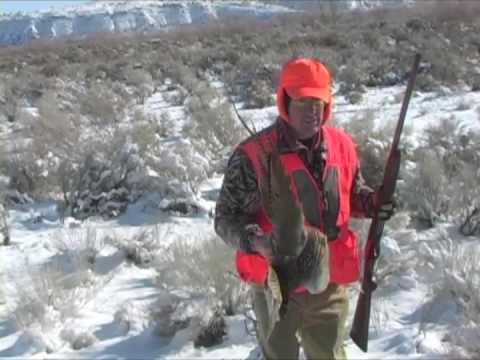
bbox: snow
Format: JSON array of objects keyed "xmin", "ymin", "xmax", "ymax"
[{"xmin": 1, "ymin": 77, "xmax": 480, "ymax": 359}]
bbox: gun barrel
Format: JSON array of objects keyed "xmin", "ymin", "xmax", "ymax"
[{"xmin": 392, "ymin": 53, "xmax": 421, "ymax": 151}]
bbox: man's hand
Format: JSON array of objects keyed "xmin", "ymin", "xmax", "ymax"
[
  {"xmin": 373, "ymin": 189, "xmax": 396, "ymax": 221},
  {"xmin": 240, "ymin": 224, "xmax": 275, "ymax": 259}
]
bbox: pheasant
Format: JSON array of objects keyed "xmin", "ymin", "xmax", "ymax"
[{"xmin": 255, "ymin": 134, "xmax": 330, "ymax": 321}]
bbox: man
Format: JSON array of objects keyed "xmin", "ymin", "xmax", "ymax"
[{"xmin": 214, "ymin": 58, "xmax": 394, "ymax": 359}]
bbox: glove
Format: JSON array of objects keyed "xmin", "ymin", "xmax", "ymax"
[
  {"xmin": 373, "ymin": 189, "xmax": 396, "ymax": 221},
  {"xmin": 240, "ymin": 224, "xmax": 275, "ymax": 259},
  {"xmin": 378, "ymin": 201, "xmax": 396, "ymax": 221}
]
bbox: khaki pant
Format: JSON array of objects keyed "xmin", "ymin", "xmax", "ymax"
[{"xmin": 252, "ymin": 283, "xmax": 349, "ymax": 360}]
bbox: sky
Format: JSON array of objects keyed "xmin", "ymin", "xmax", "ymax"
[{"xmin": 0, "ymin": 0, "xmax": 87, "ymax": 14}]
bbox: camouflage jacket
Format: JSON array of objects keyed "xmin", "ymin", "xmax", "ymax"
[{"xmin": 214, "ymin": 118, "xmax": 375, "ymax": 250}]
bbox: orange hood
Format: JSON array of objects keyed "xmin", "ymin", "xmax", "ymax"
[{"xmin": 276, "ymin": 57, "xmax": 333, "ymax": 123}]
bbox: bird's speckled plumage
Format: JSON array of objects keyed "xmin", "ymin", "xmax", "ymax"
[{"xmin": 256, "ymin": 135, "xmax": 330, "ymax": 318}]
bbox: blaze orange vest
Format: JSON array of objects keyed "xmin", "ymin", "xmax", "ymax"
[{"xmin": 235, "ymin": 125, "xmax": 361, "ymax": 287}]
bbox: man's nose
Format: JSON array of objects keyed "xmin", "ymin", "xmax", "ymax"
[{"xmin": 305, "ymin": 104, "xmax": 320, "ymax": 115}]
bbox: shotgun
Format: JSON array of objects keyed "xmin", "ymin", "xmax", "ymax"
[{"xmin": 350, "ymin": 53, "xmax": 421, "ymax": 352}]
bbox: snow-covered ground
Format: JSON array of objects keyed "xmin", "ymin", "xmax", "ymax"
[{"xmin": 1, "ymin": 83, "xmax": 479, "ymax": 359}]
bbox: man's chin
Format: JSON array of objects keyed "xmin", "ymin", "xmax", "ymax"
[
  {"xmin": 298, "ymin": 130, "xmax": 318, "ymax": 139},
  {"xmin": 303, "ymin": 125, "xmax": 319, "ymax": 135}
]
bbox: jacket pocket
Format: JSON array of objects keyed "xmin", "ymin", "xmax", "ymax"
[{"xmin": 328, "ymin": 228, "xmax": 360, "ymax": 284}]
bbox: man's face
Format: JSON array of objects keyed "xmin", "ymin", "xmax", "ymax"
[{"xmin": 288, "ymin": 97, "xmax": 325, "ymax": 140}]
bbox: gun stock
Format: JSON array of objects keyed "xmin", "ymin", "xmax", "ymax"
[
  {"xmin": 350, "ymin": 53, "xmax": 421, "ymax": 352},
  {"xmin": 350, "ymin": 286, "xmax": 373, "ymax": 351}
]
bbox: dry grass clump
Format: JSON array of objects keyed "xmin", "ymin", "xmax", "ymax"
[
  {"xmin": 154, "ymin": 235, "xmax": 249, "ymax": 316},
  {"xmin": 423, "ymin": 233, "xmax": 480, "ymax": 359}
]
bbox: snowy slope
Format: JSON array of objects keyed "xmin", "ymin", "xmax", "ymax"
[{"xmin": 1, "ymin": 81, "xmax": 479, "ymax": 359}]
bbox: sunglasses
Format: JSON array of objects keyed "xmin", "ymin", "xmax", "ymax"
[{"xmin": 290, "ymin": 98, "xmax": 325, "ymax": 108}]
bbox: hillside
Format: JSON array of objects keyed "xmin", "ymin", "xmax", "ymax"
[{"xmin": 0, "ymin": 0, "xmax": 412, "ymax": 46}]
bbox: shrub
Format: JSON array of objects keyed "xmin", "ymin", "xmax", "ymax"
[
  {"xmin": 19, "ymin": 89, "xmax": 148, "ymax": 218},
  {"xmin": 0, "ymin": 76, "xmax": 23, "ymax": 122},
  {"xmin": 67, "ymin": 142, "xmax": 145, "ymax": 220},
  {"xmin": 130, "ymin": 111, "xmax": 158, "ymax": 153},
  {"xmin": 124, "ymin": 68, "xmax": 154, "ymax": 104},
  {"xmin": 156, "ymin": 111, "xmax": 176, "ymax": 138},
  {"xmin": 111, "ymin": 299, "xmax": 152, "ymax": 336},
  {"xmin": 150, "ymin": 296, "xmax": 191, "ymax": 338},
  {"xmin": 459, "ymin": 207, "xmax": 480, "ymax": 237},
  {"xmin": 455, "ymin": 100, "xmax": 471, "ymax": 111},
  {"xmin": 163, "ymin": 84, "xmax": 188, "ymax": 106},
  {"xmin": 79, "ymin": 82, "xmax": 126, "ymax": 125},
  {"xmin": 111, "ymin": 226, "xmax": 167, "ymax": 267},
  {"xmin": 341, "ymin": 109, "xmax": 404, "ymax": 188},
  {"xmin": 150, "ymin": 235, "xmax": 249, "ymax": 348},
  {"xmin": 145, "ymin": 137, "xmax": 210, "ymax": 197},
  {"xmin": 469, "ymin": 74, "xmax": 480, "ymax": 92},
  {"xmin": 10, "ymin": 227, "xmax": 112, "ymax": 346},
  {"xmin": 0, "ymin": 202, "xmax": 9, "ymax": 246},
  {"xmin": 193, "ymin": 310, "xmax": 227, "ymax": 348},
  {"xmin": 27, "ymin": 91, "xmax": 80, "ymax": 157},
  {"xmin": 427, "ymin": 234, "xmax": 480, "ymax": 358},
  {"xmin": 403, "ymin": 117, "xmax": 480, "ymax": 228},
  {"xmin": 244, "ymin": 79, "xmax": 275, "ymax": 109},
  {"xmin": 5, "ymin": 144, "xmax": 45, "ymax": 196},
  {"xmin": 53, "ymin": 228, "xmax": 105, "ymax": 269},
  {"xmin": 415, "ymin": 73, "xmax": 439, "ymax": 92},
  {"xmin": 402, "ymin": 150, "xmax": 449, "ymax": 227},
  {"xmin": 164, "ymin": 63, "xmax": 198, "ymax": 94},
  {"xmin": 40, "ymin": 62, "xmax": 61, "ymax": 78},
  {"xmin": 184, "ymin": 84, "xmax": 246, "ymax": 159},
  {"xmin": 222, "ymin": 52, "xmax": 276, "ymax": 107},
  {"xmin": 338, "ymin": 63, "xmax": 366, "ymax": 100},
  {"xmin": 60, "ymin": 328, "xmax": 97, "ymax": 350},
  {"xmin": 451, "ymin": 163, "xmax": 480, "ymax": 236},
  {"xmin": 13, "ymin": 261, "xmax": 90, "ymax": 331},
  {"xmin": 426, "ymin": 46, "xmax": 465, "ymax": 87},
  {"xmin": 344, "ymin": 91, "xmax": 364, "ymax": 104}
]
